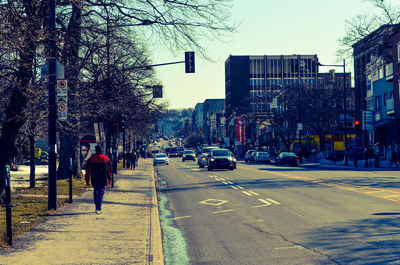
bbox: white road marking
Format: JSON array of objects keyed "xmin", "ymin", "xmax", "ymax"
[
  {"xmin": 274, "ymin": 246, "xmax": 304, "ymax": 250},
  {"xmin": 212, "ymin": 209, "xmax": 234, "ymax": 214},
  {"xmin": 222, "ymin": 181, "xmax": 229, "ymax": 185},
  {"xmin": 248, "ymin": 191, "xmax": 259, "ymax": 196},
  {"xmin": 266, "ymin": 198, "xmax": 280, "ymax": 205},
  {"xmin": 231, "ymin": 186, "xmax": 239, "ymax": 190},
  {"xmin": 252, "ymin": 199, "xmax": 272, "ymax": 208},
  {"xmin": 242, "ymin": 219, "xmax": 264, "ymax": 223},
  {"xmin": 219, "ymin": 177, "xmax": 226, "ymax": 181},
  {"xmin": 227, "ymin": 181, "xmax": 234, "ymax": 184},
  {"xmin": 199, "ymin": 199, "xmax": 228, "ymax": 206},
  {"xmin": 236, "ymin": 186, "xmax": 245, "ymax": 190},
  {"xmin": 170, "ymin": 216, "xmax": 192, "ymax": 220},
  {"xmin": 242, "ymin": 191, "xmax": 253, "ymax": 196}
]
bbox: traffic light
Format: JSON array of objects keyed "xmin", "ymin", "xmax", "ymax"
[
  {"xmin": 354, "ymin": 120, "xmax": 360, "ymax": 130},
  {"xmin": 110, "ymin": 121, "xmax": 118, "ymax": 133},
  {"xmin": 200, "ymin": 127, "xmax": 203, "ymax": 135},
  {"xmin": 119, "ymin": 120, "xmax": 125, "ymax": 131},
  {"xmin": 185, "ymin": 51, "xmax": 195, "ymax": 73}
]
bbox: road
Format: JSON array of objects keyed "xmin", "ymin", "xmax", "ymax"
[{"xmin": 155, "ymin": 157, "xmax": 400, "ymax": 265}]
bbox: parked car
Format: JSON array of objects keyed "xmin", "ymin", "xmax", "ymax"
[
  {"xmin": 245, "ymin": 150, "xmax": 257, "ymax": 162},
  {"xmin": 182, "ymin": 150, "xmax": 196, "ymax": 162},
  {"xmin": 253, "ymin": 152, "xmax": 271, "ymax": 164},
  {"xmin": 198, "ymin": 146, "xmax": 219, "ymax": 168},
  {"xmin": 153, "ymin": 153, "xmax": 169, "ymax": 165},
  {"xmin": 275, "ymin": 152, "xmax": 298, "ymax": 166},
  {"xmin": 207, "ymin": 149, "xmax": 236, "ymax": 171}
]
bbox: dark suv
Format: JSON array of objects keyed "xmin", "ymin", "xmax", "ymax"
[{"xmin": 207, "ymin": 149, "xmax": 236, "ymax": 171}]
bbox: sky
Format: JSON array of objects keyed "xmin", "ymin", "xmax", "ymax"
[{"xmin": 149, "ymin": 0, "xmax": 389, "ymax": 110}]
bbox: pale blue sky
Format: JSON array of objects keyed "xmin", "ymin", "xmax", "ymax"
[{"xmin": 150, "ymin": 0, "xmax": 387, "ymax": 109}]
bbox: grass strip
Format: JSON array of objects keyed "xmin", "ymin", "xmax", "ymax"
[{"xmin": 0, "ymin": 178, "xmax": 87, "ymax": 249}]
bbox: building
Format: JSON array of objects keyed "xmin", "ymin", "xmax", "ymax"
[
  {"xmin": 224, "ymin": 54, "xmax": 355, "ymax": 154},
  {"xmin": 225, "ymin": 54, "xmax": 319, "ymax": 153},
  {"xmin": 353, "ymin": 23, "xmax": 400, "ymax": 158}
]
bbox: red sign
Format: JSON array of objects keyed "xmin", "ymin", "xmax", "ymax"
[{"xmin": 236, "ymin": 118, "xmax": 245, "ymax": 145}]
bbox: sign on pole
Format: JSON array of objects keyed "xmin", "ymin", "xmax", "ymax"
[
  {"xmin": 57, "ymin": 80, "xmax": 68, "ymax": 120},
  {"xmin": 362, "ymin": 110, "xmax": 374, "ymax": 130}
]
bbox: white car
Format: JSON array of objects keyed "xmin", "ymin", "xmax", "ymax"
[
  {"xmin": 253, "ymin": 152, "xmax": 271, "ymax": 164},
  {"xmin": 153, "ymin": 153, "xmax": 169, "ymax": 165}
]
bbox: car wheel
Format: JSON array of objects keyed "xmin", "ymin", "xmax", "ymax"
[
  {"xmin": 208, "ymin": 165, "xmax": 213, "ymax": 171},
  {"xmin": 182, "ymin": 159, "xmax": 184, "ymax": 162},
  {"xmin": 229, "ymin": 167, "xmax": 234, "ymax": 170},
  {"xmin": 200, "ymin": 164, "xmax": 204, "ymax": 168}
]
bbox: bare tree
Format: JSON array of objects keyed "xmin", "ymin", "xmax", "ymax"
[{"xmin": 337, "ymin": 0, "xmax": 400, "ymax": 59}]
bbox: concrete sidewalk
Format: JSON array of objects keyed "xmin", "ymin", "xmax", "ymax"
[{"xmin": 0, "ymin": 159, "xmax": 164, "ymax": 265}]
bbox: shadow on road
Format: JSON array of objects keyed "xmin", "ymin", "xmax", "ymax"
[{"xmin": 304, "ymin": 214, "xmax": 400, "ymax": 264}]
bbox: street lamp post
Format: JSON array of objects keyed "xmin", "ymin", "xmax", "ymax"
[{"xmin": 315, "ymin": 60, "xmax": 348, "ymax": 165}]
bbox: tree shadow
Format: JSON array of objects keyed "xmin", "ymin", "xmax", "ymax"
[{"xmin": 303, "ymin": 214, "xmax": 400, "ymax": 264}]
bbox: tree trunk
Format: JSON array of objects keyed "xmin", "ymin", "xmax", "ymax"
[
  {"xmin": 29, "ymin": 135, "xmax": 36, "ymax": 188},
  {"xmin": 57, "ymin": 1, "xmax": 83, "ymax": 179}
]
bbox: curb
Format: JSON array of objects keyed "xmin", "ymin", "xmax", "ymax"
[{"xmin": 150, "ymin": 163, "xmax": 165, "ymax": 265}]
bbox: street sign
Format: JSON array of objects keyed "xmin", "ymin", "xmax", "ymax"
[
  {"xmin": 41, "ymin": 60, "xmax": 65, "ymax": 79},
  {"xmin": 57, "ymin": 102, "xmax": 67, "ymax": 120},
  {"xmin": 297, "ymin": 123, "xmax": 303, "ymax": 131},
  {"xmin": 185, "ymin": 51, "xmax": 195, "ymax": 73},
  {"xmin": 362, "ymin": 110, "xmax": 374, "ymax": 130},
  {"xmin": 56, "ymin": 80, "xmax": 68, "ymax": 96}
]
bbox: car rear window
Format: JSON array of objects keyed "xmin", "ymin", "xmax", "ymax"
[{"xmin": 212, "ymin": 150, "xmax": 231, "ymax": 156}]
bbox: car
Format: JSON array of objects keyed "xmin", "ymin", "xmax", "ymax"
[
  {"xmin": 198, "ymin": 146, "xmax": 219, "ymax": 168},
  {"xmin": 153, "ymin": 153, "xmax": 169, "ymax": 165},
  {"xmin": 275, "ymin": 152, "xmax": 299, "ymax": 166},
  {"xmin": 207, "ymin": 148, "xmax": 236, "ymax": 171},
  {"xmin": 177, "ymin": 147, "xmax": 185, "ymax": 157},
  {"xmin": 253, "ymin": 152, "xmax": 271, "ymax": 164},
  {"xmin": 182, "ymin": 150, "xmax": 196, "ymax": 162},
  {"xmin": 165, "ymin": 147, "xmax": 178, "ymax": 157},
  {"xmin": 151, "ymin": 149, "xmax": 161, "ymax": 157},
  {"xmin": 245, "ymin": 150, "xmax": 257, "ymax": 162}
]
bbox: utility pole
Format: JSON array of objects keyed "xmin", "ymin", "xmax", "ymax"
[{"xmin": 48, "ymin": 0, "xmax": 57, "ymax": 210}]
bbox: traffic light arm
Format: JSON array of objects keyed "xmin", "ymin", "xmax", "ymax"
[{"xmin": 133, "ymin": 61, "xmax": 185, "ymax": 69}]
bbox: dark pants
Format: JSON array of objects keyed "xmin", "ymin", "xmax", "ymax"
[{"xmin": 93, "ymin": 186, "xmax": 105, "ymax": 211}]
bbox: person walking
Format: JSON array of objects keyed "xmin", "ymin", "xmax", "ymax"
[
  {"xmin": 389, "ymin": 147, "xmax": 398, "ymax": 168},
  {"xmin": 353, "ymin": 151, "xmax": 359, "ymax": 168},
  {"xmin": 85, "ymin": 145, "xmax": 113, "ymax": 214},
  {"xmin": 130, "ymin": 150, "xmax": 137, "ymax": 170}
]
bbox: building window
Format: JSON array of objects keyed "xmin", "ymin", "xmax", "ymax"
[
  {"xmin": 375, "ymin": 95, "xmax": 382, "ymax": 110},
  {"xmin": 398, "ymin": 43, "xmax": 400, "ymax": 63},
  {"xmin": 386, "ymin": 63, "xmax": 393, "ymax": 76},
  {"xmin": 378, "ymin": 67, "xmax": 384, "ymax": 79},
  {"xmin": 384, "ymin": 93, "xmax": 387, "ymax": 106},
  {"xmin": 366, "ymin": 75, "xmax": 371, "ymax": 90}
]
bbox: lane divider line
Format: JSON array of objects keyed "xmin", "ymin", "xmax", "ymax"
[
  {"xmin": 227, "ymin": 181, "xmax": 234, "ymax": 184},
  {"xmin": 222, "ymin": 181, "xmax": 229, "ymax": 185},
  {"xmin": 266, "ymin": 198, "xmax": 280, "ymax": 205},
  {"xmin": 236, "ymin": 186, "xmax": 245, "ymax": 190},
  {"xmin": 212, "ymin": 209, "xmax": 234, "ymax": 214},
  {"xmin": 252, "ymin": 199, "xmax": 272, "ymax": 208},
  {"xmin": 249, "ymin": 191, "xmax": 259, "ymax": 196},
  {"xmin": 242, "ymin": 191, "xmax": 253, "ymax": 196},
  {"xmin": 231, "ymin": 186, "xmax": 239, "ymax": 190},
  {"xmin": 170, "ymin": 216, "xmax": 192, "ymax": 220}
]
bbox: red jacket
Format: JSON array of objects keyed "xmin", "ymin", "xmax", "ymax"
[{"xmin": 85, "ymin": 153, "xmax": 113, "ymax": 186}]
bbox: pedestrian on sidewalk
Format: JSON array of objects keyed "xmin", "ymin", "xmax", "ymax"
[
  {"xmin": 353, "ymin": 151, "xmax": 359, "ymax": 168},
  {"xmin": 130, "ymin": 150, "xmax": 137, "ymax": 170},
  {"xmin": 389, "ymin": 146, "xmax": 398, "ymax": 168},
  {"xmin": 85, "ymin": 144, "xmax": 113, "ymax": 214}
]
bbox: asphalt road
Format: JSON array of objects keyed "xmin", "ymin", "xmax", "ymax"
[{"xmin": 156, "ymin": 158, "xmax": 400, "ymax": 265}]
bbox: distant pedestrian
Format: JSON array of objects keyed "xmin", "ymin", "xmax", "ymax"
[
  {"xmin": 135, "ymin": 151, "xmax": 139, "ymax": 167},
  {"xmin": 85, "ymin": 145, "xmax": 113, "ymax": 214},
  {"xmin": 389, "ymin": 147, "xmax": 398, "ymax": 168},
  {"xmin": 353, "ymin": 152, "xmax": 358, "ymax": 168},
  {"xmin": 130, "ymin": 150, "xmax": 137, "ymax": 170}
]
